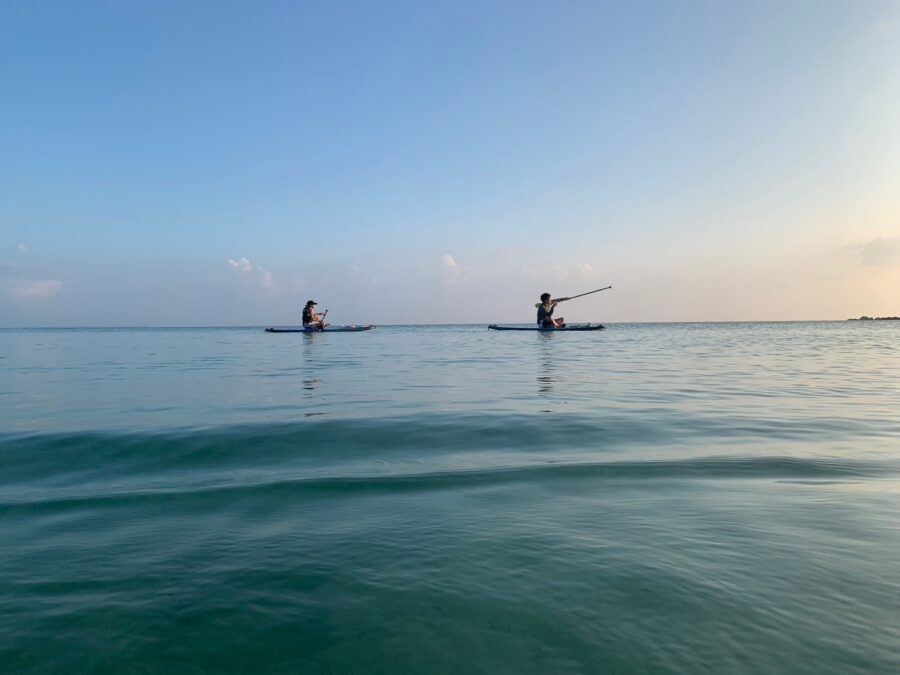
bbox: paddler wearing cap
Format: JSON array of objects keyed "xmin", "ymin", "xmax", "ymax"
[
  {"xmin": 302, "ymin": 300, "xmax": 328, "ymax": 330},
  {"xmin": 537, "ymin": 293, "xmax": 566, "ymax": 328}
]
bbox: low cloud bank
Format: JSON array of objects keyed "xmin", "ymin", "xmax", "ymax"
[
  {"xmin": 859, "ymin": 237, "xmax": 899, "ymax": 267},
  {"xmin": 11, "ymin": 280, "xmax": 62, "ymax": 299}
]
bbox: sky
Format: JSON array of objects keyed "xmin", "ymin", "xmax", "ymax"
[{"xmin": 2, "ymin": 0, "xmax": 899, "ymax": 326}]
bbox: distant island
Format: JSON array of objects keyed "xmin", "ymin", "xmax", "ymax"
[{"xmin": 849, "ymin": 316, "xmax": 900, "ymax": 321}]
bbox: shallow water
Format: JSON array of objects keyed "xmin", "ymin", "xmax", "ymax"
[{"xmin": 2, "ymin": 322, "xmax": 899, "ymax": 673}]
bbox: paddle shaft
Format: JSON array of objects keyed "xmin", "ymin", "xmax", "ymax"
[
  {"xmin": 558, "ymin": 286, "xmax": 612, "ymax": 303},
  {"xmin": 304, "ymin": 309, "xmax": 327, "ymax": 328},
  {"xmin": 535, "ymin": 286, "xmax": 612, "ymax": 308}
]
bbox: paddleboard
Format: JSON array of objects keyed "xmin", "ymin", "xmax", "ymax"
[
  {"xmin": 265, "ymin": 325, "xmax": 375, "ymax": 333},
  {"xmin": 488, "ymin": 324, "xmax": 606, "ymax": 331}
]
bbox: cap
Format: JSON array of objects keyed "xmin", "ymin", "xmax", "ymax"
[{"xmin": 306, "ymin": 300, "xmax": 317, "ymax": 306}]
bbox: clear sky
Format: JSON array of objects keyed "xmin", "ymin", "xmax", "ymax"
[{"xmin": 2, "ymin": 0, "xmax": 899, "ymax": 326}]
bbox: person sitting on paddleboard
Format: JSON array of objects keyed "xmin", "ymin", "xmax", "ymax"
[
  {"xmin": 302, "ymin": 300, "xmax": 328, "ymax": 330},
  {"xmin": 537, "ymin": 293, "xmax": 565, "ymax": 328}
]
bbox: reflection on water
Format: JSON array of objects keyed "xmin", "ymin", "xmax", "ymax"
[
  {"xmin": 537, "ymin": 332, "xmax": 560, "ymax": 400},
  {"xmin": 537, "ymin": 374, "xmax": 555, "ymax": 396}
]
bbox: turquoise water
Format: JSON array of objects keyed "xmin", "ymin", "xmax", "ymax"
[{"xmin": 2, "ymin": 323, "xmax": 899, "ymax": 673}]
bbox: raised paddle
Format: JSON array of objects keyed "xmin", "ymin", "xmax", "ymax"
[{"xmin": 535, "ymin": 286, "xmax": 612, "ymax": 308}]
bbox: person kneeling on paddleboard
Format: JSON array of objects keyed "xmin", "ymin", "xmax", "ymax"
[
  {"xmin": 537, "ymin": 293, "xmax": 565, "ymax": 328},
  {"xmin": 302, "ymin": 300, "xmax": 328, "ymax": 330}
]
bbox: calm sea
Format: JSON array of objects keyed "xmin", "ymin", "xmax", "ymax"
[{"xmin": 1, "ymin": 323, "xmax": 899, "ymax": 674}]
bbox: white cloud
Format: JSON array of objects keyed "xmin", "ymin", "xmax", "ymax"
[
  {"xmin": 17, "ymin": 243, "xmax": 28, "ymax": 254},
  {"xmin": 440, "ymin": 254, "xmax": 462, "ymax": 286},
  {"xmin": 228, "ymin": 257, "xmax": 252, "ymax": 273},
  {"xmin": 516, "ymin": 262, "xmax": 607, "ymax": 285},
  {"xmin": 258, "ymin": 267, "xmax": 274, "ymax": 289},
  {"xmin": 228, "ymin": 257, "xmax": 275, "ymax": 290},
  {"xmin": 860, "ymin": 237, "xmax": 900, "ymax": 267},
  {"xmin": 575, "ymin": 263, "xmax": 601, "ymax": 281},
  {"xmin": 11, "ymin": 279, "xmax": 62, "ymax": 299}
]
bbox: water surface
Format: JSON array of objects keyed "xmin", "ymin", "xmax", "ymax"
[{"xmin": 1, "ymin": 323, "xmax": 899, "ymax": 673}]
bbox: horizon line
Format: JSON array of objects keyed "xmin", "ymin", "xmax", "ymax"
[{"xmin": 0, "ymin": 319, "xmax": 876, "ymax": 330}]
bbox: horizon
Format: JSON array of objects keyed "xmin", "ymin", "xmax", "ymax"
[
  {"xmin": 3, "ymin": 1, "xmax": 899, "ymax": 327},
  {"xmin": 3, "ymin": 317, "xmax": 894, "ymax": 330}
]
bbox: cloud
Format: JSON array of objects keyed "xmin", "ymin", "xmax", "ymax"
[
  {"xmin": 228, "ymin": 257, "xmax": 252, "ymax": 273},
  {"xmin": 10, "ymin": 279, "xmax": 62, "ymax": 299},
  {"xmin": 859, "ymin": 237, "xmax": 900, "ymax": 267},
  {"xmin": 575, "ymin": 263, "xmax": 601, "ymax": 281},
  {"xmin": 17, "ymin": 243, "xmax": 28, "ymax": 254},
  {"xmin": 513, "ymin": 262, "xmax": 608, "ymax": 288},
  {"xmin": 228, "ymin": 257, "xmax": 275, "ymax": 290},
  {"xmin": 258, "ymin": 267, "xmax": 274, "ymax": 289},
  {"xmin": 440, "ymin": 254, "xmax": 462, "ymax": 286}
]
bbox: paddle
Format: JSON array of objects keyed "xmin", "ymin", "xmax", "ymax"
[
  {"xmin": 535, "ymin": 286, "xmax": 612, "ymax": 308},
  {"xmin": 305, "ymin": 309, "xmax": 328, "ymax": 330}
]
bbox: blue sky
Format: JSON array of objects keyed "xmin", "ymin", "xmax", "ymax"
[{"xmin": 2, "ymin": 0, "xmax": 899, "ymax": 325}]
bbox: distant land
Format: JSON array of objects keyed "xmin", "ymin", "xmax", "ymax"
[{"xmin": 848, "ymin": 316, "xmax": 900, "ymax": 321}]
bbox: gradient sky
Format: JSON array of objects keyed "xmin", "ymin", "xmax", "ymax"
[{"xmin": 2, "ymin": 0, "xmax": 899, "ymax": 326}]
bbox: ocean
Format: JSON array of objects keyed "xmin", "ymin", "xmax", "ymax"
[{"xmin": 1, "ymin": 322, "xmax": 899, "ymax": 674}]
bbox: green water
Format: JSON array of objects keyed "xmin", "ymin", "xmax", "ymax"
[{"xmin": 1, "ymin": 323, "xmax": 899, "ymax": 673}]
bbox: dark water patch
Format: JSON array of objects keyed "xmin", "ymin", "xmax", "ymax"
[
  {"xmin": 3, "ymin": 412, "xmax": 897, "ymax": 510},
  {"xmin": 2, "ymin": 410, "xmax": 892, "ymax": 473},
  {"xmin": 2, "ymin": 413, "xmax": 896, "ymax": 509},
  {"xmin": 2, "ymin": 454, "xmax": 894, "ymax": 513}
]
